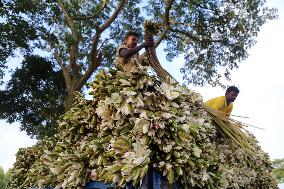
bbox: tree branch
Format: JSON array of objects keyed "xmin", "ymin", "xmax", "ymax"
[
  {"xmin": 155, "ymin": 0, "xmax": 173, "ymax": 47},
  {"xmin": 90, "ymin": 26, "xmax": 101, "ymax": 64},
  {"xmin": 98, "ymin": 37, "xmax": 116, "ymax": 50},
  {"xmin": 75, "ymin": 0, "xmax": 126, "ymax": 91},
  {"xmin": 170, "ymin": 28, "xmax": 222, "ymax": 43},
  {"xmin": 170, "ymin": 28, "xmax": 201, "ymax": 41},
  {"xmin": 58, "ymin": 0, "xmax": 78, "ymax": 42},
  {"xmin": 55, "ymin": 49, "xmax": 72, "ymax": 92},
  {"xmin": 99, "ymin": 0, "xmax": 126, "ymax": 32},
  {"xmin": 169, "ymin": 19, "xmax": 192, "ymax": 27},
  {"xmin": 72, "ymin": 14, "xmax": 100, "ymax": 21},
  {"xmin": 72, "ymin": 0, "xmax": 108, "ymax": 21},
  {"xmin": 75, "ymin": 53, "xmax": 102, "ymax": 91},
  {"xmin": 58, "ymin": 0, "xmax": 80, "ymax": 81},
  {"xmin": 75, "ymin": 26, "xmax": 102, "ymax": 91}
]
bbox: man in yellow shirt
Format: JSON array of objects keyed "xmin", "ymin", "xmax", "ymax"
[{"xmin": 205, "ymin": 86, "xmax": 239, "ymax": 117}]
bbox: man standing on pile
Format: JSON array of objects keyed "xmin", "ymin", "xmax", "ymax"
[
  {"xmin": 205, "ymin": 86, "xmax": 239, "ymax": 117},
  {"xmin": 115, "ymin": 31, "xmax": 154, "ymax": 75}
]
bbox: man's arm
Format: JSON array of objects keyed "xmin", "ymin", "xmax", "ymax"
[
  {"xmin": 226, "ymin": 104, "xmax": 233, "ymax": 117},
  {"xmin": 119, "ymin": 44, "xmax": 146, "ymax": 58},
  {"xmin": 120, "ymin": 35, "xmax": 154, "ymax": 58}
]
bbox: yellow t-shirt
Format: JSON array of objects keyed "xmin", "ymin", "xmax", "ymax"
[
  {"xmin": 205, "ymin": 96, "xmax": 233, "ymax": 116},
  {"xmin": 115, "ymin": 45, "xmax": 149, "ymax": 75}
]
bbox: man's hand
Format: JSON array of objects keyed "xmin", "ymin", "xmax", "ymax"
[{"xmin": 145, "ymin": 35, "xmax": 154, "ymax": 48}]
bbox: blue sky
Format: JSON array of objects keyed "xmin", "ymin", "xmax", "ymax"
[{"xmin": 0, "ymin": 1, "xmax": 283, "ymax": 183}]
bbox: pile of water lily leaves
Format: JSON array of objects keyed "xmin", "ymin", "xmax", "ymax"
[{"xmin": 7, "ymin": 65, "xmax": 277, "ymax": 189}]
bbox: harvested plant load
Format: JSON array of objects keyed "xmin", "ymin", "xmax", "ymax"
[{"xmin": 7, "ymin": 65, "xmax": 277, "ymax": 189}]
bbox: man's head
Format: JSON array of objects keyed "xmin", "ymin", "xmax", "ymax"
[
  {"xmin": 124, "ymin": 31, "xmax": 140, "ymax": 48},
  {"xmin": 225, "ymin": 86, "xmax": 239, "ymax": 104}
]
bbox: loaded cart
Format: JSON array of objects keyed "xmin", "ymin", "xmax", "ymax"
[
  {"xmin": 30, "ymin": 168, "xmax": 180, "ymax": 189},
  {"xmin": 86, "ymin": 168, "xmax": 179, "ymax": 189}
]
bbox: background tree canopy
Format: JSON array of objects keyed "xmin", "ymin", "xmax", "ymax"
[
  {"xmin": 0, "ymin": 167, "xmax": 5, "ymax": 189},
  {"xmin": 272, "ymin": 158, "xmax": 284, "ymax": 183},
  {"xmin": 0, "ymin": 55, "xmax": 67, "ymax": 138},
  {"xmin": 0, "ymin": 0, "xmax": 277, "ymax": 139},
  {"xmin": 0, "ymin": 166, "xmax": 11, "ymax": 189}
]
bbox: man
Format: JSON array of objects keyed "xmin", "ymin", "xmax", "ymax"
[
  {"xmin": 205, "ymin": 86, "xmax": 239, "ymax": 117},
  {"xmin": 115, "ymin": 31, "xmax": 154, "ymax": 75}
]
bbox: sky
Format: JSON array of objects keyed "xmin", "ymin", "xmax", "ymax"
[{"xmin": 0, "ymin": 1, "xmax": 283, "ymax": 185}]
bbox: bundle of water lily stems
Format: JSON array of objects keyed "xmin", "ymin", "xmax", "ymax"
[
  {"xmin": 7, "ymin": 64, "xmax": 277, "ymax": 189},
  {"xmin": 144, "ymin": 20, "xmax": 175, "ymax": 82},
  {"xmin": 202, "ymin": 105, "xmax": 255, "ymax": 153}
]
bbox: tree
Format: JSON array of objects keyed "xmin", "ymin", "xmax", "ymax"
[
  {"xmin": 0, "ymin": 0, "xmax": 277, "ymax": 138},
  {"xmin": 0, "ymin": 0, "xmax": 38, "ymax": 80},
  {"xmin": 0, "ymin": 166, "xmax": 11, "ymax": 189},
  {"xmin": 0, "ymin": 167, "xmax": 5, "ymax": 189},
  {"xmin": 272, "ymin": 158, "xmax": 284, "ymax": 183},
  {"xmin": 0, "ymin": 55, "xmax": 67, "ymax": 139}
]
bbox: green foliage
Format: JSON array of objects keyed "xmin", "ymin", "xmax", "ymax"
[
  {"xmin": 0, "ymin": 0, "xmax": 39, "ymax": 80},
  {"xmin": 272, "ymin": 158, "xmax": 284, "ymax": 183},
  {"xmin": 0, "ymin": 0, "xmax": 277, "ymax": 138},
  {"xmin": 0, "ymin": 0, "xmax": 144, "ymax": 138},
  {"xmin": 0, "ymin": 0, "xmax": 277, "ymax": 85},
  {"xmin": 146, "ymin": 0, "xmax": 277, "ymax": 86},
  {"xmin": 1, "ymin": 0, "xmax": 144, "ymax": 72},
  {"xmin": 0, "ymin": 167, "xmax": 11, "ymax": 189},
  {"xmin": 0, "ymin": 55, "xmax": 67, "ymax": 139},
  {"xmin": 0, "ymin": 167, "xmax": 5, "ymax": 189}
]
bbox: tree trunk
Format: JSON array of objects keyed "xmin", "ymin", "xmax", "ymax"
[
  {"xmin": 65, "ymin": 88, "xmax": 76, "ymax": 111},
  {"xmin": 65, "ymin": 79, "xmax": 80, "ymax": 111}
]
